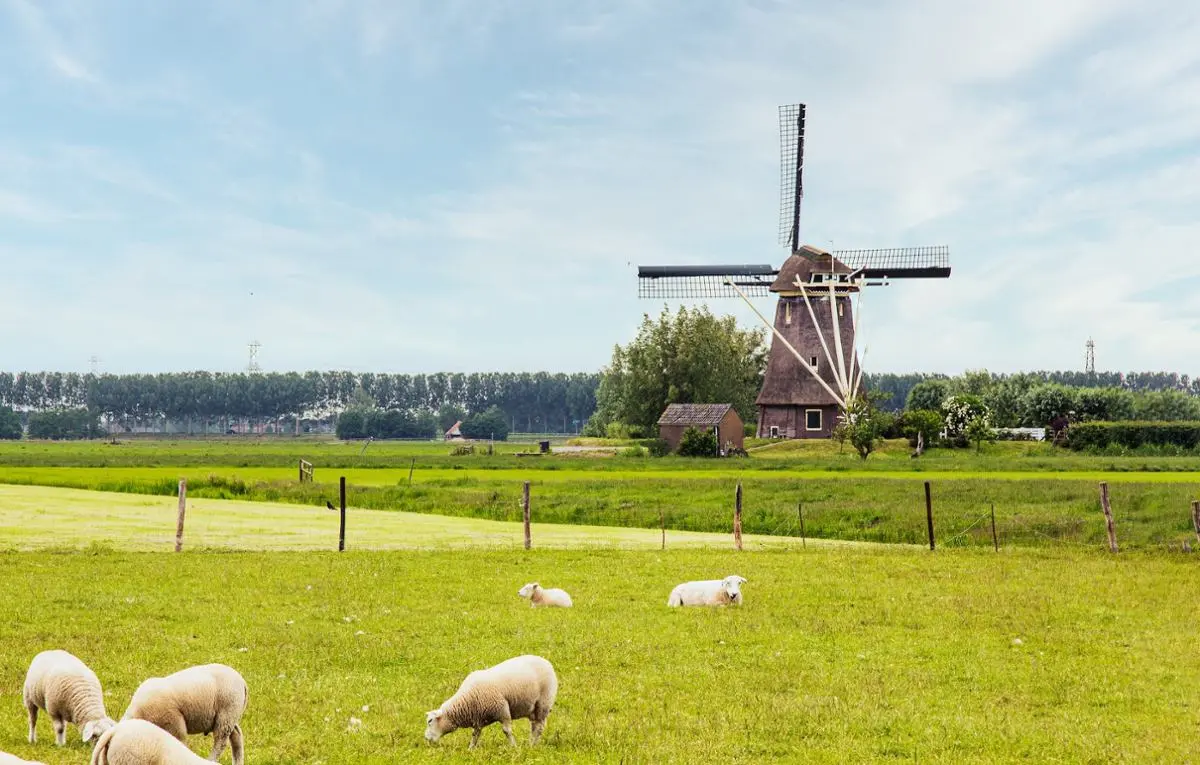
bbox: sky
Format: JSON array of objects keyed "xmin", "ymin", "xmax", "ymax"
[{"xmin": 1, "ymin": 0, "xmax": 1198, "ymax": 377}]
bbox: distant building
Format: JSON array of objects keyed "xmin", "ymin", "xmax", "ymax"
[
  {"xmin": 657, "ymin": 403, "xmax": 744, "ymax": 454},
  {"xmin": 444, "ymin": 421, "xmax": 464, "ymax": 441}
]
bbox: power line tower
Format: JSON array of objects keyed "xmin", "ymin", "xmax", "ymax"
[
  {"xmin": 1085, "ymin": 338, "xmax": 1095, "ymax": 375},
  {"xmin": 247, "ymin": 341, "xmax": 262, "ymax": 373},
  {"xmin": 88, "ymin": 355, "xmax": 101, "ymax": 375}
]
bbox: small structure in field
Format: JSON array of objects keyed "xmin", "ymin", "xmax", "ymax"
[
  {"xmin": 657, "ymin": 404, "xmax": 744, "ymax": 454},
  {"xmin": 444, "ymin": 421, "xmax": 464, "ymax": 441}
]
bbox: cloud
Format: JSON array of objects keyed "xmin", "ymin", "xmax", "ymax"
[{"xmin": 2, "ymin": 0, "xmax": 98, "ymax": 82}]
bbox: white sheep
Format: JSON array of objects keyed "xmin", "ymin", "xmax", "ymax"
[
  {"xmin": 517, "ymin": 582, "xmax": 573, "ymax": 608},
  {"xmin": 425, "ymin": 654, "xmax": 558, "ymax": 748},
  {"xmin": 121, "ymin": 664, "xmax": 248, "ymax": 765},
  {"xmin": 23, "ymin": 649, "xmax": 116, "ymax": 746},
  {"xmin": 667, "ymin": 575, "xmax": 747, "ymax": 607},
  {"xmin": 89, "ymin": 719, "xmax": 210, "ymax": 765},
  {"xmin": 0, "ymin": 752, "xmax": 47, "ymax": 765}
]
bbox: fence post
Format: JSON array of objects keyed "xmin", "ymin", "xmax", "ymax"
[
  {"xmin": 1191, "ymin": 500, "xmax": 1199, "ymax": 546},
  {"xmin": 522, "ymin": 481, "xmax": 531, "ymax": 550},
  {"xmin": 174, "ymin": 479, "xmax": 187, "ymax": 552},
  {"xmin": 924, "ymin": 481, "xmax": 935, "ymax": 551},
  {"xmin": 408, "ymin": 457, "xmax": 416, "ymax": 486},
  {"xmin": 299, "ymin": 460, "xmax": 303, "ymax": 483},
  {"xmin": 798, "ymin": 502, "xmax": 806, "ymax": 548},
  {"xmin": 1099, "ymin": 482, "xmax": 1117, "ymax": 553},
  {"xmin": 338, "ymin": 476, "xmax": 347, "ymax": 552},
  {"xmin": 990, "ymin": 503, "xmax": 999, "ymax": 552},
  {"xmin": 660, "ymin": 507, "xmax": 665, "ymax": 551},
  {"xmin": 734, "ymin": 482, "xmax": 743, "ymax": 551}
]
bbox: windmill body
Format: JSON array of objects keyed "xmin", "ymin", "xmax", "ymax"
[{"xmin": 636, "ymin": 103, "xmax": 952, "ymax": 440}]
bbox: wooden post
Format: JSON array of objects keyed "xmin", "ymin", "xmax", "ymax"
[
  {"xmin": 299, "ymin": 460, "xmax": 303, "ymax": 483},
  {"xmin": 1190, "ymin": 500, "xmax": 1199, "ymax": 545},
  {"xmin": 660, "ymin": 507, "xmax": 665, "ymax": 551},
  {"xmin": 990, "ymin": 503, "xmax": 999, "ymax": 552},
  {"xmin": 338, "ymin": 476, "xmax": 347, "ymax": 552},
  {"xmin": 798, "ymin": 502, "xmax": 806, "ymax": 548},
  {"xmin": 174, "ymin": 479, "xmax": 187, "ymax": 552},
  {"xmin": 924, "ymin": 481, "xmax": 935, "ymax": 551},
  {"xmin": 408, "ymin": 457, "xmax": 415, "ymax": 486},
  {"xmin": 734, "ymin": 482, "xmax": 743, "ymax": 551},
  {"xmin": 522, "ymin": 481, "xmax": 531, "ymax": 550},
  {"xmin": 1099, "ymin": 482, "xmax": 1117, "ymax": 553}
]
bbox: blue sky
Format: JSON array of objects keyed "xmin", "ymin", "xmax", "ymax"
[{"xmin": 1, "ymin": 0, "xmax": 1198, "ymax": 376}]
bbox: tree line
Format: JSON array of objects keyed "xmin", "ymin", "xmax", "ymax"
[{"xmin": 0, "ymin": 371, "xmax": 599, "ymax": 434}]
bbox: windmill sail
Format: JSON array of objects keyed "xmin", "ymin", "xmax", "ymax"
[{"xmin": 779, "ymin": 103, "xmax": 805, "ymax": 251}]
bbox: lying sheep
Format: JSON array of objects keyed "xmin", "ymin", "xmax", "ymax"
[
  {"xmin": 425, "ymin": 654, "xmax": 557, "ymax": 748},
  {"xmin": 90, "ymin": 719, "xmax": 209, "ymax": 765},
  {"xmin": 23, "ymin": 649, "xmax": 116, "ymax": 746},
  {"xmin": 517, "ymin": 582, "xmax": 573, "ymax": 608},
  {"xmin": 122, "ymin": 664, "xmax": 248, "ymax": 765},
  {"xmin": 0, "ymin": 752, "xmax": 47, "ymax": 765},
  {"xmin": 667, "ymin": 575, "xmax": 747, "ymax": 607}
]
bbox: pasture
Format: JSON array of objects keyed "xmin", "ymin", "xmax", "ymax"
[{"xmin": 1, "ymin": 543, "xmax": 1197, "ymax": 763}]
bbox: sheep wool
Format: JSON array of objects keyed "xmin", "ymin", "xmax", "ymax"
[
  {"xmin": 122, "ymin": 664, "xmax": 248, "ymax": 765},
  {"xmin": 90, "ymin": 719, "xmax": 210, "ymax": 765},
  {"xmin": 23, "ymin": 649, "xmax": 116, "ymax": 746},
  {"xmin": 517, "ymin": 582, "xmax": 573, "ymax": 608},
  {"xmin": 0, "ymin": 752, "xmax": 47, "ymax": 765},
  {"xmin": 667, "ymin": 575, "xmax": 747, "ymax": 607},
  {"xmin": 425, "ymin": 655, "xmax": 558, "ymax": 749}
]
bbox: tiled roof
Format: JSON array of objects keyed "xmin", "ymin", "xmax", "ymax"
[{"xmin": 657, "ymin": 403, "xmax": 733, "ymax": 427}]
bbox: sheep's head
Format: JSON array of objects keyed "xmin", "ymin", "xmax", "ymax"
[
  {"xmin": 82, "ymin": 717, "xmax": 115, "ymax": 743},
  {"xmin": 424, "ymin": 709, "xmax": 454, "ymax": 743},
  {"xmin": 722, "ymin": 575, "xmax": 747, "ymax": 604},
  {"xmin": 517, "ymin": 582, "xmax": 540, "ymax": 599}
]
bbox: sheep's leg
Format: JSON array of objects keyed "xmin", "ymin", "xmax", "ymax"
[
  {"xmin": 26, "ymin": 702, "xmax": 37, "ymax": 743},
  {"xmin": 468, "ymin": 728, "xmax": 482, "ymax": 749},
  {"xmin": 209, "ymin": 729, "xmax": 229, "ymax": 763},
  {"xmin": 530, "ymin": 718, "xmax": 546, "ymax": 745},
  {"xmin": 229, "ymin": 724, "xmax": 244, "ymax": 765},
  {"xmin": 500, "ymin": 720, "xmax": 516, "ymax": 746},
  {"xmin": 52, "ymin": 717, "xmax": 66, "ymax": 746}
]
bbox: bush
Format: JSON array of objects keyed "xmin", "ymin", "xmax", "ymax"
[
  {"xmin": 461, "ymin": 406, "xmax": 510, "ymax": 441},
  {"xmin": 336, "ymin": 409, "xmax": 368, "ymax": 439},
  {"xmin": 942, "ymin": 395, "xmax": 988, "ymax": 439},
  {"xmin": 677, "ymin": 427, "xmax": 718, "ymax": 457},
  {"xmin": 900, "ymin": 409, "xmax": 944, "ymax": 447},
  {"xmin": 618, "ymin": 446, "xmax": 647, "ymax": 458},
  {"xmin": 0, "ymin": 406, "xmax": 20, "ymax": 440},
  {"xmin": 1067, "ymin": 421, "xmax": 1200, "ymax": 451},
  {"xmin": 25, "ymin": 408, "xmax": 102, "ymax": 440},
  {"xmin": 644, "ymin": 438, "xmax": 672, "ymax": 457},
  {"xmin": 744, "ymin": 422, "xmax": 757, "ymax": 437}
]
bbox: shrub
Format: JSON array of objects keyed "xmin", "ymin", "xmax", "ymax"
[
  {"xmin": 942, "ymin": 395, "xmax": 988, "ymax": 439},
  {"xmin": 645, "ymin": 438, "xmax": 672, "ymax": 457},
  {"xmin": 1022, "ymin": 384, "xmax": 1078, "ymax": 427},
  {"xmin": 1067, "ymin": 421, "xmax": 1200, "ymax": 451},
  {"xmin": 618, "ymin": 445, "xmax": 647, "ymax": 458},
  {"xmin": 744, "ymin": 422, "xmax": 757, "ymax": 437},
  {"xmin": 335, "ymin": 409, "xmax": 368, "ymax": 440},
  {"xmin": 900, "ymin": 409, "xmax": 944, "ymax": 447},
  {"xmin": 677, "ymin": 427, "xmax": 718, "ymax": 457},
  {"xmin": 25, "ymin": 408, "xmax": 102, "ymax": 440},
  {"xmin": 0, "ymin": 406, "xmax": 20, "ymax": 440},
  {"xmin": 461, "ymin": 406, "xmax": 510, "ymax": 441}
]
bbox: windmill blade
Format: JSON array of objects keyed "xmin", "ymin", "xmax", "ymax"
[
  {"xmin": 832, "ymin": 246, "xmax": 951, "ymax": 278},
  {"xmin": 778, "ymin": 103, "xmax": 806, "ymax": 250},
  {"xmin": 637, "ymin": 264, "xmax": 778, "ymax": 299}
]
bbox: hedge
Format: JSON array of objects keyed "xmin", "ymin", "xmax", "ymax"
[{"xmin": 1067, "ymin": 421, "xmax": 1200, "ymax": 451}]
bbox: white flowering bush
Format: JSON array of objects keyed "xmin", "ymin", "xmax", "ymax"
[{"xmin": 942, "ymin": 394, "xmax": 989, "ymax": 438}]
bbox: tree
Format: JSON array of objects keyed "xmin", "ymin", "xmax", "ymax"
[
  {"xmin": 836, "ymin": 396, "xmax": 891, "ymax": 460},
  {"xmin": 677, "ymin": 426, "xmax": 718, "ymax": 457},
  {"xmin": 437, "ymin": 403, "xmax": 467, "ymax": 433},
  {"xmin": 335, "ymin": 409, "xmax": 367, "ymax": 439},
  {"xmin": 1021, "ymin": 384, "xmax": 1078, "ymax": 427},
  {"xmin": 461, "ymin": 406, "xmax": 510, "ymax": 441},
  {"xmin": 906, "ymin": 380, "xmax": 951, "ymax": 413},
  {"xmin": 942, "ymin": 394, "xmax": 989, "ymax": 440},
  {"xmin": 965, "ymin": 412, "xmax": 996, "ymax": 453},
  {"xmin": 900, "ymin": 409, "xmax": 944, "ymax": 447},
  {"xmin": 595, "ymin": 306, "xmax": 767, "ymax": 432},
  {"xmin": 0, "ymin": 406, "xmax": 21, "ymax": 439}
]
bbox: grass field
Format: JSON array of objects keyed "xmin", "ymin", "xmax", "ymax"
[{"xmin": 0, "ymin": 545, "xmax": 1196, "ymax": 763}]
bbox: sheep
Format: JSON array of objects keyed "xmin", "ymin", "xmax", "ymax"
[
  {"xmin": 0, "ymin": 752, "xmax": 47, "ymax": 765},
  {"xmin": 517, "ymin": 582, "xmax": 573, "ymax": 608},
  {"xmin": 121, "ymin": 664, "xmax": 248, "ymax": 765},
  {"xmin": 667, "ymin": 575, "xmax": 747, "ymax": 607},
  {"xmin": 425, "ymin": 654, "xmax": 558, "ymax": 749},
  {"xmin": 22, "ymin": 649, "xmax": 116, "ymax": 746},
  {"xmin": 89, "ymin": 719, "xmax": 209, "ymax": 765}
]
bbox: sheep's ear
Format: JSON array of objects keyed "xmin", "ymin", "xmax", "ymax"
[
  {"xmin": 426, "ymin": 710, "xmax": 442, "ymax": 722},
  {"xmin": 82, "ymin": 721, "xmax": 96, "ymax": 742}
]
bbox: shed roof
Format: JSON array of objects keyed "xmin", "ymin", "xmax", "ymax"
[{"xmin": 657, "ymin": 403, "xmax": 734, "ymax": 427}]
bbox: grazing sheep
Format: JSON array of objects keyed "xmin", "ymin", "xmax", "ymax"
[
  {"xmin": 0, "ymin": 752, "xmax": 47, "ymax": 765},
  {"xmin": 517, "ymin": 582, "xmax": 573, "ymax": 608},
  {"xmin": 667, "ymin": 575, "xmax": 747, "ymax": 607},
  {"xmin": 425, "ymin": 655, "xmax": 558, "ymax": 749},
  {"xmin": 23, "ymin": 649, "xmax": 116, "ymax": 746},
  {"xmin": 89, "ymin": 719, "xmax": 209, "ymax": 765},
  {"xmin": 122, "ymin": 664, "xmax": 248, "ymax": 765}
]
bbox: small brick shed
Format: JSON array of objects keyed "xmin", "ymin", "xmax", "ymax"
[{"xmin": 657, "ymin": 403, "xmax": 744, "ymax": 454}]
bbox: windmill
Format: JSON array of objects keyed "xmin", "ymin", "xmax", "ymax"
[{"xmin": 637, "ymin": 103, "xmax": 951, "ymax": 439}]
